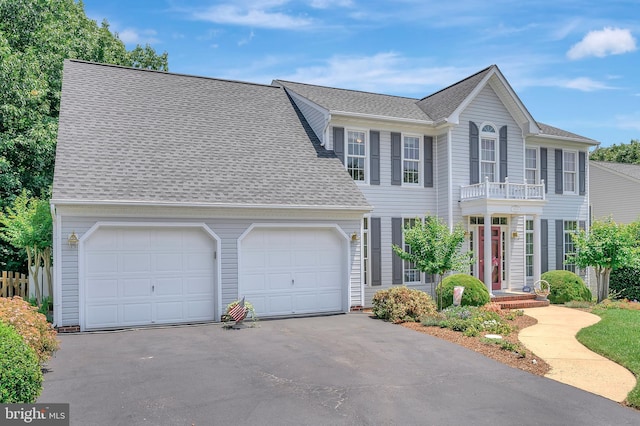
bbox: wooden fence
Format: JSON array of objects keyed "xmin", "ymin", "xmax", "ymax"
[{"xmin": 1, "ymin": 271, "xmax": 29, "ymax": 298}]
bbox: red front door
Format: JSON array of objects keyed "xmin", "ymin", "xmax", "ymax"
[{"xmin": 479, "ymin": 226, "xmax": 502, "ymax": 291}]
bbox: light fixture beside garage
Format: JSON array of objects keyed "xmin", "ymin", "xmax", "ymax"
[
  {"xmin": 351, "ymin": 232, "xmax": 359, "ymax": 242},
  {"xmin": 67, "ymin": 231, "xmax": 79, "ymax": 248}
]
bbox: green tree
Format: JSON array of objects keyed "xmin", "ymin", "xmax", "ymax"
[
  {"xmin": 0, "ymin": 192, "xmax": 53, "ymax": 305},
  {"xmin": 570, "ymin": 217, "xmax": 640, "ymax": 303},
  {"xmin": 392, "ymin": 215, "xmax": 471, "ymax": 307},
  {"xmin": 0, "ymin": 0, "xmax": 169, "ymax": 271},
  {"xmin": 590, "ymin": 139, "xmax": 640, "ymax": 164}
]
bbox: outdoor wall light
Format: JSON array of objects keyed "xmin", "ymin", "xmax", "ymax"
[
  {"xmin": 511, "ymin": 231, "xmax": 519, "ymax": 239},
  {"xmin": 351, "ymin": 232, "xmax": 359, "ymax": 242},
  {"xmin": 68, "ymin": 231, "xmax": 79, "ymax": 248}
]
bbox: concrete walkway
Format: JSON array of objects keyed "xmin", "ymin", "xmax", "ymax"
[{"xmin": 520, "ymin": 305, "xmax": 637, "ymax": 402}]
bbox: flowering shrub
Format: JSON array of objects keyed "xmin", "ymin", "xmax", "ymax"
[
  {"xmin": 428, "ymin": 305, "xmax": 513, "ymax": 337},
  {"xmin": 0, "ymin": 297, "xmax": 59, "ymax": 363},
  {"xmin": 372, "ymin": 286, "xmax": 437, "ymax": 323},
  {"xmin": 0, "ymin": 321, "xmax": 43, "ymax": 403}
]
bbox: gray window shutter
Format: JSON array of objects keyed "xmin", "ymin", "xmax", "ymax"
[
  {"xmin": 333, "ymin": 127, "xmax": 344, "ymax": 164},
  {"xmin": 556, "ymin": 220, "xmax": 564, "ymax": 270},
  {"xmin": 499, "ymin": 125, "xmax": 508, "ymax": 182},
  {"xmin": 540, "ymin": 148, "xmax": 548, "ymax": 193},
  {"xmin": 424, "ymin": 136, "xmax": 433, "ymax": 188},
  {"xmin": 371, "ymin": 217, "xmax": 382, "ymax": 286},
  {"xmin": 391, "ymin": 217, "xmax": 403, "ymax": 284},
  {"xmin": 370, "ymin": 131, "xmax": 380, "ymax": 185},
  {"xmin": 541, "ymin": 219, "xmax": 548, "ymax": 273},
  {"xmin": 555, "ymin": 149, "xmax": 563, "ymax": 194},
  {"xmin": 579, "ymin": 151, "xmax": 586, "ymax": 195},
  {"xmin": 391, "ymin": 132, "xmax": 402, "ymax": 185},
  {"xmin": 469, "ymin": 121, "xmax": 479, "ymax": 184}
]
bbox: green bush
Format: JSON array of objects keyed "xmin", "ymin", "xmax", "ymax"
[
  {"xmin": 0, "ymin": 322, "xmax": 43, "ymax": 403},
  {"xmin": 435, "ymin": 274, "xmax": 490, "ymax": 309},
  {"xmin": 427, "ymin": 305, "xmax": 513, "ymax": 337},
  {"xmin": 540, "ymin": 270, "xmax": 592, "ymax": 304},
  {"xmin": 372, "ymin": 286, "xmax": 437, "ymax": 323},
  {"xmin": 610, "ymin": 267, "xmax": 640, "ymax": 301}
]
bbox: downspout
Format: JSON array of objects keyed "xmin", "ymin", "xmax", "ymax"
[
  {"xmin": 50, "ymin": 203, "xmax": 62, "ymax": 327},
  {"xmin": 447, "ymin": 128, "xmax": 453, "ymax": 231}
]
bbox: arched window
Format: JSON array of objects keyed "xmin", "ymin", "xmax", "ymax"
[{"xmin": 480, "ymin": 123, "xmax": 497, "ymax": 182}]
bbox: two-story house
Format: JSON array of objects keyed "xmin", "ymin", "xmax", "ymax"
[{"xmin": 52, "ymin": 60, "xmax": 596, "ymax": 331}]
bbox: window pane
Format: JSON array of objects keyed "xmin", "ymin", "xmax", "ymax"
[
  {"xmin": 564, "ymin": 173, "xmax": 575, "ymax": 192},
  {"xmin": 403, "ymin": 218, "xmax": 420, "ymax": 283},
  {"xmin": 525, "ymin": 148, "xmax": 537, "ymax": 168},
  {"xmin": 526, "ymin": 169, "xmax": 537, "ymax": 184},
  {"xmin": 347, "ymin": 131, "xmax": 366, "ymax": 181},
  {"xmin": 482, "ymin": 125, "xmax": 495, "ymax": 133},
  {"xmin": 481, "ymin": 139, "xmax": 495, "ymax": 161},
  {"xmin": 564, "ymin": 152, "xmax": 576, "ymax": 172},
  {"xmin": 481, "ymin": 163, "xmax": 495, "ymax": 181}
]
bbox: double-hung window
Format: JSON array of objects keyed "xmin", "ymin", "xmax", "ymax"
[
  {"xmin": 525, "ymin": 148, "xmax": 538, "ymax": 184},
  {"xmin": 563, "ymin": 151, "xmax": 577, "ymax": 193},
  {"xmin": 403, "ymin": 135, "xmax": 420, "ymax": 185},
  {"xmin": 403, "ymin": 218, "xmax": 420, "ymax": 283},
  {"xmin": 525, "ymin": 219, "xmax": 534, "ymax": 277},
  {"xmin": 347, "ymin": 130, "xmax": 366, "ymax": 182},
  {"xmin": 480, "ymin": 124, "xmax": 497, "ymax": 182},
  {"xmin": 563, "ymin": 220, "xmax": 577, "ymax": 272}
]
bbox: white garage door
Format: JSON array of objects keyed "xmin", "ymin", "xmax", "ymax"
[
  {"xmin": 83, "ymin": 227, "xmax": 216, "ymax": 330},
  {"xmin": 239, "ymin": 227, "xmax": 345, "ymax": 317}
]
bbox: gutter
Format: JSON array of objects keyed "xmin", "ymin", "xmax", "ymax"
[{"xmin": 49, "ymin": 202, "xmax": 62, "ymax": 328}]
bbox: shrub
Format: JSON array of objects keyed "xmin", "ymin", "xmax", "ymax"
[
  {"xmin": 609, "ymin": 267, "xmax": 640, "ymax": 301},
  {"xmin": 540, "ymin": 270, "xmax": 592, "ymax": 304},
  {"xmin": 435, "ymin": 274, "xmax": 490, "ymax": 309},
  {"xmin": 0, "ymin": 321, "xmax": 43, "ymax": 403},
  {"xmin": 0, "ymin": 297, "xmax": 59, "ymax": 363},
  {"xmin": 372, "ymin": 286, "xmax": 437, "ymax": 323},
  {"xmin": 435, "ymin": 305, "xmax": 513, "ymax": 336}
]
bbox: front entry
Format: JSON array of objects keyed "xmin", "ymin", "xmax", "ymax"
[{"xmin": 479, "ymin": 226, "xmax": 501, "ymax": 291}]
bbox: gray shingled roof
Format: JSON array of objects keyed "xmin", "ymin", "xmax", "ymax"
[
  {"xmin": 591, "ymin": 161, "xmax": 640, "ymax": 181},
  {"xmin": 536, "ymin": 122, "xmax": 596, "ymax": 143},
  {"xmin": 53, "ymin": 60, "xmax": 370, "ymax": 210},
  {"xmin": 415, "ymin": 66, "xmax": 493, "ymax": 122},
  {"xmin": 274, "ymin": 80, "xmax": 432, "ymax": 121}
]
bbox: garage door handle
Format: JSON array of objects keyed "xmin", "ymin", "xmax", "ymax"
[
  {"xmin": 291, "ymin": 279, "xmax": 294, "ymax": 285},
  {"xmin": 152, "ymin": 285, "xmax": 155, "ymax": 292}
]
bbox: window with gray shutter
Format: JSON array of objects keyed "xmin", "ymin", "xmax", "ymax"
[
  {"xmin": 370, "ymin": 130, "xmax": 380, "ymax": 185},
  {"xmin": 424, "ymin": 136, "xmax": 433, "ymax": 187},
  {"xmin": 579, "ymin": 151, "xmax": 586, "ymax": 195},
  {"xmin": 391, "ymin": 218, "xmax": 403, "ymax": 284},
  {"xmin": 391, "ymin": 133, "xmax": 401, "ymax": 185},
  {"xmin": 333, "ymin": 127, "xmax": 344, "ymax": 164},
  {"xmin": 370, "ymin": 217, "xmax": 382, "ymax": 286},
  {"xmin": 469, "ymin": 122, "xmax": 479, "ymax": 184}
]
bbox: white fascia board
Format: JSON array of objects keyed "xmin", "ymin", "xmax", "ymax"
[
  {"xmin": 530, "ymin": 133, "xmax": 600, "ymax": 146},
  {"xmin": 331, "ymin": 110, "xmax": 433, "ymax": 126}
]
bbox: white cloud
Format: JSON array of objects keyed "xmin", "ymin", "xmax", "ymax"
[
  {"xmin": 309, "ymin": 0, "xmax": 353, "ymax": 8},
  {"xmin": 615, "ymin": 111, "xmax": 640, "ymax": 131},
  {"xmin": 192, "ymin": 4, "xmax": 313, "ymax": 29},
  {"xmin": 564, "ymin": 77, "xmax": 614, "ymax": 92},
  {"xmin": 567, "ymin": 27, "xmax": 636, "ymax": 60},
  {"xmin": 117, "ymin": 28, "xmax": 159, "ymax": 45},
  {"xmin": 238, "ymin": 31, "xmax": 255, "ymax": 46}
]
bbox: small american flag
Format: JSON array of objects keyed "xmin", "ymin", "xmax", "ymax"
[{"xmin": 228, "ymin": 297, "xmax": 247, "ymax": 322}]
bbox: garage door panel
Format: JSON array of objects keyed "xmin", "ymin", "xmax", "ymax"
[
  {"xmin": 239, "ymin": 227, "xmax": 345, "ymax": 317},
  {"xmin": 122, "ymin": 254, "xmax": 151, "ymax": 273},
  {"xmin": 122, "ymin": 278, "xmax": 152, "ymax": 297},
  {"xmin": 84, "ymin": 227, "xmax": 216, "ymax": 329}
]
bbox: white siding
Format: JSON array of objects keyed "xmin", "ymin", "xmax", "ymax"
[
  {"xmin": 287, "ymin": 90, "xmax": 328, "ymax": 144},
  {"xmin": 436, "ymin": 133, "xmax": 449, "ymax": 221},
  {"xmin": 58, "ymin": 216, "xmax": 360, "ymax": 326},
  {"xmin": 590, "ymin": 165, "xmax": 640, "ymax": 224}
]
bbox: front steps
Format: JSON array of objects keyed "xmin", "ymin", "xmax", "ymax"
[{"xmin": 491, "ymin": 292, "xmax": 550, "ymax": 309}]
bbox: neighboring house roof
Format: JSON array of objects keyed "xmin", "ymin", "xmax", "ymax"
[
  {"xmin": 590, "ymin": 160, "xmax": 640, "ymax": 182},
  {"xmin": 53, "ymin": 60, "xmax": 370, "ymax": 211},
  {"xmin": 273, "ymin": 80, "xmax": 432, "ymax": 122}
]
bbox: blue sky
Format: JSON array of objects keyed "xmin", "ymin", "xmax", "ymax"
[{"xmin": 82, "ymin": 0, "xmax": 639, "ymax": 147}]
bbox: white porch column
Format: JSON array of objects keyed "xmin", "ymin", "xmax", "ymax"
[
  {"xmin": 483, "ymin": 214, "xmax": 493, "ymax": 296},
  {"xmin": 533, "ymin": 214, "xmax": 542, "ymax": 285}
]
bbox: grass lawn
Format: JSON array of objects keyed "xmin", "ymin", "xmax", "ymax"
[{"xmin": 576, "ymin": 306, "xmax": 640, "ymax": 408}]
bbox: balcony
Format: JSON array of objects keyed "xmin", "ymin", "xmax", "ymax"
[{"xmin": 460, "ymin": 177, "xmax": 545, "ymax": 201}]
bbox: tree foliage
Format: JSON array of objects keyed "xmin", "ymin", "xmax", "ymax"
[
  {"xmin": 590, "ymin": 139, "xmax": 640, "ymax": 164},
  {"xmin": 392, "ymin": 215, "xmax": 471, "ymax": 306},
  {"xmin": 0, "ymin": 0, "xmax": 169, "ymax": 271},
  {"xmin": 570, "ymin": 217, "xmax": 640, "ymax": 303}
]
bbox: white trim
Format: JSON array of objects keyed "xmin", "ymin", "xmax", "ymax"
[
  {"xmin": 237, "ymin": 223, "xmax": 351, "ymax": 315},
  {"xmin": 360, "ymin": 214, "xmax": 370, "ymax": 305},
  {"xmin": 531, "ymin": 133, "xmax": 598, "ymax": 145},
  {"xmin": 345, "ymin": 127, "xmax": 369, "ymax": 184},
  {"xmin": 50, "ymin": 203, "xmax": 63, "ymax": 327},
  {"xmin": 447, "ymin": 128, "xmax": 453, "ymax": 230},
  {"xmin": 525, "ymin": 146, "xmax": 539, "ymax": 184},
  {"xmin": 331, "ymin": 110, "xmax": 433, "ymax": 125},
  {"xmin": 480, "ymin": 121, "xmax": 498, "ymax": 183},
  {"xmin": 563, "ymin": 149, "xmax": 578, "ymax": 195},
  {"xmin": 77, "ymin": 222, "xmax": 222, "ymax": 331},
  {"xmin": 401, "ymin": 133, "xmax": 422, "ymax": 186}
]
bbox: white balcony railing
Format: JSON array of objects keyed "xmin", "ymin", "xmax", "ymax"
[{"xmin": 460, "ymin": 177, "xmax": 545, "ymax": 201}]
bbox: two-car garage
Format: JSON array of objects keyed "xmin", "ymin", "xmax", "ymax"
[{"xmin": 80, "ymin": 224, "xmax": 348, "ymax": 330}]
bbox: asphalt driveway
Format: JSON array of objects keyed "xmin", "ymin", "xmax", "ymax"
[{"xmin": 39, "ymin": 314, "xmax": 639, "ymax": 425}]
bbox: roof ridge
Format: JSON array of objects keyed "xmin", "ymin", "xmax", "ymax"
[
  {"xmin": 417, "ymin": 64, "xmax": 495, "ymax": 102},
  {"xmin": 274, "ymin": 79, "xmax": 420, "ymax": 101},
  {"xmin": 68, "ymin": 59, "xmax": 282, "ymax": 90}
]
